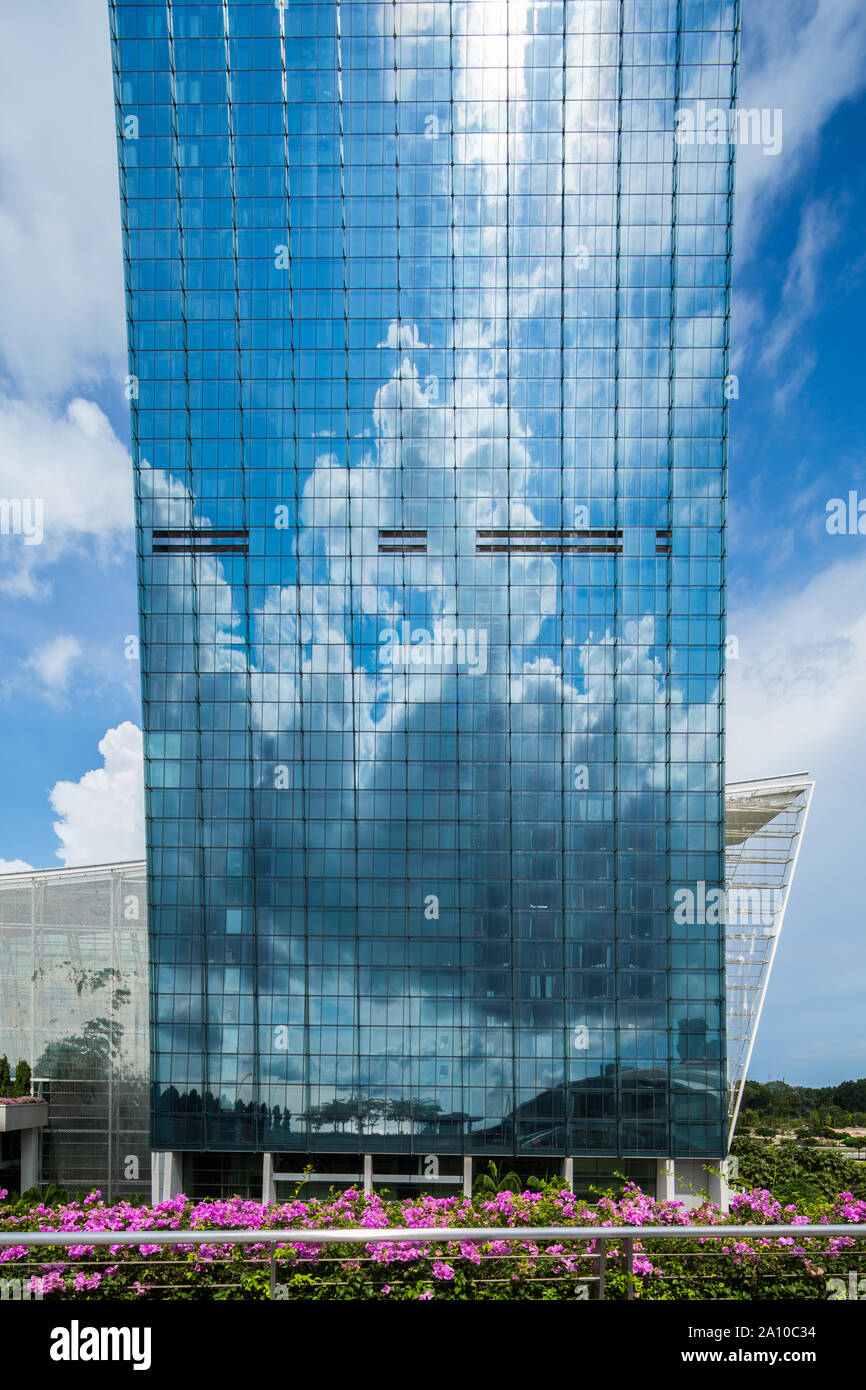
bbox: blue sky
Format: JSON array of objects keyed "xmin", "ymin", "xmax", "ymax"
[{"xmin": 0, "ymin": 0, "xmax": 864, "ymax": 1086}]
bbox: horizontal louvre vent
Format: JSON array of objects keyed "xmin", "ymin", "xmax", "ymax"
[
  {"xmin": 378, "ymin": 528, "xmax": 427, "ymax": 554},
  {"xmin": 152, "ymin": 528, "xmax": 248, "ymax": 555},
  {"xmin": 655, "ymin": 527, "xmax": 672, "ymax": 556},
  {"xmin": 476, "ymin": 528, "xmax": 622, "ymax": 555}
]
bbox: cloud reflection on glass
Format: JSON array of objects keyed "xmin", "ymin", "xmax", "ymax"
[{"xmin": 110, "ymin": 0, "xmax": 735, "ymax": 1159}]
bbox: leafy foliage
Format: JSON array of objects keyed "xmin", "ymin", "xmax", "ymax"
[
  {"xmin": 472, "ymin": 1160, "xmax": 544, "ymax": 1197},
  {"xmin": 732, "ymin": 1137, "xmax": 866, "ymax": 1204}
]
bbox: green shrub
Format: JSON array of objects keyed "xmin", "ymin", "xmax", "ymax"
[{"xmin": 12, "ymin": 1058, "xmax": 31, "ymax": 1097}]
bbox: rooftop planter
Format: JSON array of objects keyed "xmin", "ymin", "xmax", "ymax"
[{"xmin": 0, "ymin": 1098, "xmax": 47, "ymax": 1133}]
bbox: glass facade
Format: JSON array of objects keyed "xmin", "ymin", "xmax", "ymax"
[
  {"xmin": 110, "ymin": 0, "xmax": 737, "ymax": 1160},
  {"xmin": 0, "ymin": 863, "xmax": 150, "ymax": 1200}
]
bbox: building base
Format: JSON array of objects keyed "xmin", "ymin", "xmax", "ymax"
[
  {"xmin": 149, "ymin": 1150, "xmax": 732, "ymax": 1211},
  {"xmin": 656, "ymin": 1157, "xmax": 731, "ymax": 1211}
]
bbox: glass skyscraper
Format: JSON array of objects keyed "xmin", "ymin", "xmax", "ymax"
[{"xmin": 110, "ymin": 0, "xmax": 738, "ymax": 1170}]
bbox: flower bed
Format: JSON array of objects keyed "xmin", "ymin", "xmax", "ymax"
[
  {"xmin": 1, "ymin": 1183, "xmax": 864, "ymax": 1301},
  {"xmin": 0, "ymin": 1097, "xmax": 46, "ymax": 1105}
]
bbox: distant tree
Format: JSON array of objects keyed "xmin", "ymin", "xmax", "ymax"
[
  {"xmin": 833, "ymin": 1079, "xmax": 866, "ymax": 1112},
  {"xmin": 413, "ymin": 1100, "xmax": 443, "ymax": 1133},
  {"xmin": 157, "ymin": 1086, "xmax": 181, "ymax": 1113},
  {"xmin": 12, "ymin": 1059, "xmax": 31, "ymax": 1097},
  {"xmin": 386, "ymin": 1098, "xmax": 414, "ymax": 1135},
  {"xmin": 360, "ymin": 1097, "xmax": 385, "ymax": 1133},
  {"xmin": 732, "ymin": 1136, "xmax": 866, "ymax": 1202},
  {"xmin": 740, "ymin": 1077, "xmax": 866, "ymax": 1129},
  {"xmin": 0, "ymin": 1055, "xmax": 11, "ymax": 1097},
  {"xmin": 303, "ymin": 1105, "xmax": 326, "ymax": 1134}
]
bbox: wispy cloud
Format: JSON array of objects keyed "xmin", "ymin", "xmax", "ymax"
[
  {"xmin": 733, "ymin": 199, "xmax": 840, "ymax": 409},
  {"xmin": 728, "ymin": 550, "xmax": 866, "ymax": 779},
  {"xmin": 0, "ymin": 0, "xmax": 124, "ymax": 399},
  {"xmin": 728, "ymin": 551, "xmax": 866, "ymax": 1084},
  {"xmin": 761, "ymin": 200, "xmax": 840, "ymax": 399},
  {"xmin": 736, "ymin": 0, "xmax": 866, "ymax": 255},
  {"xmin": 23, "ymin": 634, "xmax": 83, "ymax": 702}
]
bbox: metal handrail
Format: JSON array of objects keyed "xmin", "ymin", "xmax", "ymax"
[
  {"xmin": 2, "ymin": 1223, "xmax": 861, "ymax": 1302},
  {"xmin": 0, "ymin": 1222, "xmax": 862, "ymax": 1246}
]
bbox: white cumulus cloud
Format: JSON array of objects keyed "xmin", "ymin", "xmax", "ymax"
[
  {"xmin": 0, "ymin": 858, "xmax": 34, "ymax": 874},
  {"xmin": 377, "ymin": 320, "xmax": 428, "ymax": 350},
  {"xmin": 49, "ymin": 721, "xmax": 145, "ymax": 867},
  {"xmin": 0, "ymin": 395, "xmax": 133, "ymax": 598}
]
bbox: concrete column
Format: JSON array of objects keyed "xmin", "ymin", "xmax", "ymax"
[
  {"xmin": 462, "ymin": 1156, "xmax": 473, "ymax": 1198},
  {"xmin": 151, "ymin": 1151, "xmax": 184, "ymax": 1203},
  {"xmin": 20, "ymin": 1127, "xmax": 40, "ymax": 1191},
  {"xmin": 655, "ymin": 1158, "xmax": 676, "ymax": 1203},
  {"xmin": 561, "ymin": 1156, "xmax": 574, "ymax": 1191},
  {"xmin": 707, "ymin": 1160, "xmax": 730, "ymax": 1213},
  {"xmin": 363, "ymin": 1153, "xmax": 373, "ymax": 1195},
  {"xmin": 262, "ymin": 1152, "xmax": 275, "ymax": 1206},
  {"xmin": 164, "ymin": 1151, "xmax": 183, "ymax": 1200}
]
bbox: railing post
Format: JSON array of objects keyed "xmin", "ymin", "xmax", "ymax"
[
  {"xmin": 623, "ymin": 1237, "xmax": 634, "ymax": 1300},
  {"xmin": 597, "ymin": 1239, "xmax": 606, "ymax": 1301},
  {"xmin": 269, "ymin": 1244, "xmax": 276, "ymax": 1300}
]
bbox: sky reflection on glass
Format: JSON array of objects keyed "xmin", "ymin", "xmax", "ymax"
[{"xmin": 110, "ymin": 0, "xmax": 736, "ymax": 1158}]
